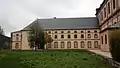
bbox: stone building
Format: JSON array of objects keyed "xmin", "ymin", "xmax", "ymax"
[
  {"xmin": 11, "ymin": 0, "xmax": 120, "ymax": 51},
  {"xmin": 96, "ymin": 0, "xmax": 120, "ymax": 51}
]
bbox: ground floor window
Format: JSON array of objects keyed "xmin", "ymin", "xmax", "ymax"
[
  {"xmin": 94, "ymin": 41, "xmax": 98, "ymax": 48},
  {"xmin": 74, "ymin": 41, "xmax": 78, "ymax": 48},
  {"xmin": 87, "ymin": 41, "xmax": 92, "ymax": 48},
  {"xmin": 47, "ymin": 43, "xmax": 51, "ymax": 48},
  {"xmin": 67, "ymin": 42, "xmax": 71, "ymax": 48},
  {"xmin": 15, "ymin": 43, "xmax": 19, "ymax": 49},
  {"xmin": 61, "ymin": 42, "xmax": 65, "ymax": 48},
  {"xmin": 81, "ymin": 41, "xmax": 84, "ymax": 48},
  {"xmin": 54, "ymin": 42, "xmax": 58, "ymax": 48}
]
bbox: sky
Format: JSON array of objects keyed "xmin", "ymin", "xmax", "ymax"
[{"xmin": 0, "ymin": 0, "xmax": 103, "ymax": 37}]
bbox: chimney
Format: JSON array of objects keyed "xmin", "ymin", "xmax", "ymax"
[{"xmin": 53, "ymin": 17, "xmax": 56, "ymax": 19}]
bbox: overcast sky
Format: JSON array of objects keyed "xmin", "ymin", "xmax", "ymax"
[{"xmin": 0, "ymin": 0, "xmax": 103, "ymax": 37}]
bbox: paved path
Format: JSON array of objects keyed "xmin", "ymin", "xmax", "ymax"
[{"xmin": 89, "ymin": 50, "xmax": 112, "ymax": 58}]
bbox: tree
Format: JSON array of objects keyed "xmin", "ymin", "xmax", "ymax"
[
  {"xmin": 0, "ymin": 26, "xmax": 4, "ymax": 35},
  {"xmin": 109, "ymin": 29, "xmax": 120, "ymax": 62},
  {"xmin": 28, "ymin": 19, "xmax": 53, "ymax": 50}
]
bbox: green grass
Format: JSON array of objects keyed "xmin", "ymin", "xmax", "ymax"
[{"xmin": 0, "ymin": 50, "xmax": 110, "ymax": 68}]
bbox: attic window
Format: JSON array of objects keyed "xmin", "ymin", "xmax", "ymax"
[
  {"xmin": 88, "ymin": 31, "xmax": 90, "ymax": 33},
  {"xmin": 61, "ymin": 31, "xmax": 64, "ymax": 33},
  {"xmin": 68, "ymin": 31, "xmax": 70, "ymax": 33},
  {"xmin": 49, "ymin": 31, "xmax": 51, "ymax": 33},
  {"xmin": 74, "ymin": 31, "xmax": 77, "ymax": 33},
  {"xmin": 16, "ymin": 34, "xmax": 19, "ymax": 36}
]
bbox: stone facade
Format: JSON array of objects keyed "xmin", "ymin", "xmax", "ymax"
[
  {"xmin": 11, "ymin": 29, "xmax": 100, "ymax": 50},
  {"xmin": 96, "ymin": 0, "xmax": 120, "ymax": 51}
]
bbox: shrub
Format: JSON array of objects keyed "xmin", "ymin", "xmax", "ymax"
[{"xmin": 109, "ymin": 29, "xmax": 120, "ymax": 62}]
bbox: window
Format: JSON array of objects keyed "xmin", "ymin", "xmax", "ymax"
[
  {"xmin": 105, "ymin": 35, "xmax": 107, "ymax": 44},
  {"xmin": 74, "ymin": 35, "xmax": 77, "ymax": 38},
  {"xmin": 81, "ymin": 34, "xmax": 84, "ymax": 38},
  {"xmin": 94, "ymin": 41, "xmax": 98, "ymax": 48},
  {"xmin": 87, "ymin": 41, "xmax": 92, "ymax": 48},
  {"xmin": 94, "ymin": 30, "xmax": 97, "ymax": 33},
  {"xmin": 108, "ymin": 2, "xmax": 110, "ymax": 14},
  {"xmin": 113, "ymin": 0, "xmax": 116, "ymax": 9},
  {"xmin": 68, "ymin": 35, "xmax": 71, "ymax": 38},
  {"xmin": 54, "ymin": 42, "xmax": 58, "ymax": 48},
  {"xmin": 61, "ymin": 31, "xmax": 64, "ymax": 33},
  {"xmin": 16, "ymin": 34, "xmax": 19, "ymax": 36},
  {"xmin": 88, "ymin": 34, "xmax": 91, "ymax": 39},
  {"xmin": 61, "ymin": 42, "xmax": 65, "ymax": 48},
  {"xmin": 67, "ymin": 42, "xmax": 71, "ymax": 48},
  {"xmin": 55, "ymin": 31, "xmax": 57, "ymax": 33},
  {"xmin": 55, "ymin": 35, "xmax": 57, "ymax": 39},
  {"xmin": 81, "ymin": 31, "xmax": 84, "ymax": 33},
  {"xmin": 16, "ymin": 37, "xmax": 19, "ymax": 41},
  {"xmin": 74, "ymin": 41, "xmax": 78, "ymax": 48},
  {"xmin": 101, "ymin": 36, "xmax": 103, "ymax": 44},
  {"xmin": 81, "ymin": 41, "xmax": 84, "ymax": 48},
  {"xmin": 94, "ymin": 34, "xmax": 98, "ymax": 38},
  {"xmin": 61, "ymin": 35, "xmax": 64, "ymax": 38},
  {"xmin": 49, "ymin": 31, "xmax": 51, "ymax": 33},
  {"xmin": 74, "ymin": 31, "xmax": 77, "ymax": 33},
  {"xmin": 101, "ymin": 12, "xmax": 103, "ymax": 21},
  {"xmin": 88, "ymin": 31, "xmax": 90, "ymax": 33},
  {"xmin": 68, "ymin": 31, "xmax": 70, "ymax": 33},
  {"xmin": 104, "ymin": 7, "xmax": 106, "ymax": 18},
  {"xmin": 15, "ymin": 43, "xmax": 19, "ymax": 49},
  {"xmin": 47, "ymin": 43, "xmax": 51, "ymax": 48}
]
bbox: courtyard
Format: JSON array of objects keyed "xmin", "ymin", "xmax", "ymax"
[{"xmin": 0, "ymin": 50, "xmax": 110, "ymax": 68}]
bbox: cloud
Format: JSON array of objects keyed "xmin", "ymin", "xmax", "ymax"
[{"xmin": 0, "ymin": 0, "xmax": 103, "ymax": 37}]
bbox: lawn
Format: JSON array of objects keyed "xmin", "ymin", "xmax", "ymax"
[{"xmin": 0, "ymin": 50, "xmax": 110, "ymax": 68}]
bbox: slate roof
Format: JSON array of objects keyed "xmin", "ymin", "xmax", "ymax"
[{"xmin": 23, "ymin": 17, "xmax": 99, "ymax": 30}]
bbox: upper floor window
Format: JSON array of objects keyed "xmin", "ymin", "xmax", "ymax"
[
  {"xmin": 49, "ymin": 31, "xmax": 51, "ymax": 34},
  {"xmin": 68, "ymin": 35, "xmax": 71, "ymax": 38},
  {"xmin": 113, "ymin": 0, "xmax": 116, "ymax": 9},
  {"xmin": 101, "ymin": 12, "xmax": 103, "ymax": 21},
  {"xmin": 104, "ymin": 7, "xmax": 106, "ymax": 18},
  {"xmin": 16, "ymin": 34, "xmax": 19, "ymax": 36},
  {"xmin": 55, "ymin": 35, "xmax": 57, "ymax": 39},
  {"xmin": 74, "ymin": 31, "xmax": 77, "ymax": 33},
  {"xmin": 81, "ymin": 31, "xmax": 84, "ymax": 33},
  {"xmin": 88, "ymin": 31, "xmax": 90, "ymax": 33},
  {"xmin": 61, "ymin": 31, "xmax": 64, "ymax": 33},
  {"xmin": 94, "ymin": 34, "xmax": 98, "ymax": 38},
  {"xmin": 108, "ymin": 2, "xmax": 110, "ymax": 14},
  {"xmin": 55, "ymin": 31, "xmax": 57, "ymax": 33},
  {"xmin": 88, "ymin": 34, "xmax": 91, "ymax": 39},
  {"xmin": 81, "ymin": 34, "xmax": 84, "ymax": 38},
  {"xmin": 74, "ymin": 35, "xmax": 77, "ymax": 38},
  {"xmin": 61, "ymin": 35, "xmax": 64, "ymax": 38},
  {"xmin": 16, "ymin": 37, "xmax": 19, "ymax": 41},
  {"xmin": 94, "ymin": 30, "xmax": 97, "ymax": 33},
  {"xmin": 68, "ymin": 31, "xmax": 70, "ymax": 33}
]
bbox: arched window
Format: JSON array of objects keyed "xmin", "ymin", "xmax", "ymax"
[
  {"xmin": 94, "ymin": 34, "xmax": 98, "ymax": 38},
  {"xmin": 74, "ymin": 41, "xmax": 78, "ymax": 48},
  {"xmin": 54, "ymin": 42, "xmax": 58, "ymax": 48},
  {"xmin": 87, "ymin": 41, "xmax": 92, "ymax": 48},
  {"xmin": 61, "ymin": 42, "xmax": 65, "ymax": 48},
  {"xmin": 94, "ymin": 41, "xmax": 98, "ymax": 48},
  {"xmin": 81, "ymin": 34, "xmax": 84, "ymax": 38},
  {"xmin": 55, "ymin": 35, "xmax": 57, "ymax": 39},
  {"xmin": 81, "ymin": 41, "xmax": 84, "ymax": 48},
  {"xmin": 88, "ymin": 34, "xmax": 91, "ymax": 39},
  {"xmin": 15, "ymin": 43, "xmax": 19, "ymax": 49},
  {"xmin": 67, "ymin": 42, "xmax": 71, "ymax": 48},
  {"xmin": 47, "ymin": 43, "xmax": 51, "ymax": 48}
]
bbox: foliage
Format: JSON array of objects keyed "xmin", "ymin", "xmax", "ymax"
[
  {"xmin": 28, "ymin": 19, "xmax": 53, "ymax": 50},
  {"xmin": 0, "ymin": 50, "xmax": 110, "ymax": 68},
  {"xmin": 109, "ymin": 29, "xmax": 120, "ymax": 62},
  {"xmin": 0, "ymin": 26, "xmax": 4, "ymax": 35}
]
